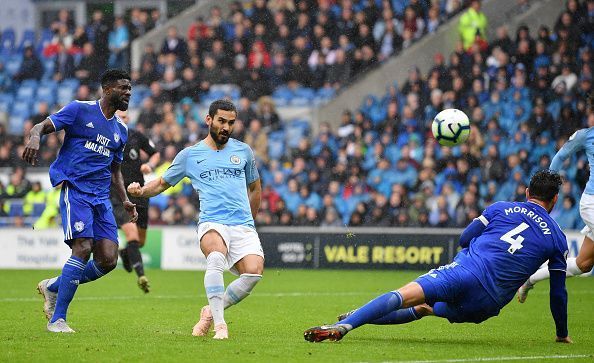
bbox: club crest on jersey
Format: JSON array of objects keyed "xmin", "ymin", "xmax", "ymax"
[
  {"xmin": 114, "ymin": 133, "xmax": 120, "ymax": 143},
  {"xmin": 74, "ymin": 221, "xmax": 85, "ymax": 232},
  {"xmin": 230, "ymin": 155, "xmax": 241, "ymax": 165}
]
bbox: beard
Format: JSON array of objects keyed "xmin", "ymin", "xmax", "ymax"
[
  {"xmin": 210, "ymin": 127, "xmax": 229, "ymax": 145},
  {"xmin": 116, "ymin": 99, "xmax": 129, "ymax": 111}
]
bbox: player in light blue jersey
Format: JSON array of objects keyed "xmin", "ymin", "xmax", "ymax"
[
  {"xmin": 304, "ymin": 170, "xmax": 571, "ymax": 343},
  {"xmin": 518, "ymin": 110, "xmax": 594, "ymax": 302},
  {"xmin": 128, "ymin": 99, "xmax": 263, "ymax": 340},
  {"xmin": 22, "ymin": 69, "xmax": 137, "ymax": 333}
]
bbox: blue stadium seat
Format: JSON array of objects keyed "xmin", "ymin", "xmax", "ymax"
[
  {"xmin": 149, "ymin": 193, "xmax": 169, "ymax": 210},
  {"xmin": 42, "ymin": 57, "xmax": 55, "ymax": 80},
  {"xmin": 11, "ymin": 100, "xmax": 31, "ymax": 118},
  {"xmin": 285, "ymin": 119, "xmax": 310, "ymax": 148},
  {"xmin": 0, "ymin": 28, "xmax": 16, "ymax": 56},
  {"xmin": 16, "ymin": 83, "xmax": 37, "ymax": 100},
  {"xmin": 130, "ymin": 85, "xmax": 149, "ymax": 108},
  {"xmin": 57, "ymin": 86, "xmax": 74, "ymax": 105},
  {"xmin": 290, "ymin": 97, "xmax": 310, "ymax": 106},
  {"xmin": 8, "ymin": 200, "xmax": 24, "ymax": 217},
  {"xmin": 8, "ymin": 115, "xmax": 26, "ymax": 134},
  {"xmin": 293, "ymin": 87, "xmax": 316, "ymax": 100},
  {"xmin": 268, "ymin": 130, "xmax": 286, "ymax": 160},
  {"xmin": 18, "ymin": 29, "xmax": 36, "ymax": 53},
  {"xmin": 32, "ymin": 203, "xmax": 46, "ymax": 217},
  {"xmin": 5, "ymin": 55, "xmax": 22, "ymax": 76},
  {"xmin": 36, "ymin": 29, "xmax": 54, "ymax": 55},
  {"xmin": 61, "ymin": 78, "xmax": 80, "ymax": 91},
  {"xmin": 0, "ymin": 93, "xmax": 14, "ymax": 113}
]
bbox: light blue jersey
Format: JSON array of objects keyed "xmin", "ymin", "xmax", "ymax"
[
  {"xmin": 163, "ymin": 138, "xmax": 259, "ymax": 228},
  {"xmin": 550, "ymin": 127, "xmax": 594, "ymax": 195}
]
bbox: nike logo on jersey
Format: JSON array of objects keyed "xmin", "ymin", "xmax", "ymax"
[
  {"xmin": 196, "ymin": 160, "xmax": 206, "ymax": 165},
  {"xmin": 86, "ymin": 122, "xmax": 94, "ymax": 128}
]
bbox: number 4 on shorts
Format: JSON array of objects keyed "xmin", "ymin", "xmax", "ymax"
[{"xmin": 500, "ymin": 222, "xmax": 529, "ymax": 254}]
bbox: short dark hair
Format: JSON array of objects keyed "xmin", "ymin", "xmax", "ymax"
[
  {"xmin": 208, "ymin": 99, "xmax": 236, "ymax": 118},
  {"xmin": 100, "ymin": 69, "xmax": 131, "ymax": 88},
  {"xmin": 528, "ymin": 169, "xmax": 562, "ymax": 202}
]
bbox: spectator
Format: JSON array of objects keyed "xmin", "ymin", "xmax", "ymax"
[
  {"xmin": 161, "ymin": 26, "xmax": 189, "ymax": 66},
  {"xmin": 53, "ymin": 44, "xmax": 75, "ymax": 81},
  {"xmin": 75, "ymin": 43, "xmax": 101, "ymax": 84},
  {"xmin": 458, "ymin": 0, "xmax": 488, "ymax": 50},
  {"xmin": 108, "ymin": 16, "xmax": 130, "ymax": 69},
  {"xmin": 13, "ymin": 46, "xmax": 43, "ymax": 82}
]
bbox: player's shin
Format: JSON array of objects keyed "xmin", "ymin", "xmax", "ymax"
[
  {"xmin": 79, "ymin": 260, "xmax": 107, "ymax": 283},
  {"xmin": 126, "ymin": 240, "xmax": 145, "ymax": 277},
  {"xmin": 223, "ymin": 274, "xmax": 262, "ymax": 309},
  {"xmin": 50, "ymin": 256, "xmax": 86, "ymax": 323},
  {"xmin": 204, "ymin": 252, "xmax": 227, "ymax": 325},
  {"xmin": 369, "ymin": 307, "xmax": 422, "ymax": 325},
  {"xmin": 339, "ymin": 291, "xmax": 404, "ymax": 331}
]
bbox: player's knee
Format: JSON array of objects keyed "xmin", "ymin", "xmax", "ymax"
[
  {"xmin": 72, "ymin": 239, "xmax": 93, "ymax": 260},
  {"xmin": 95, "ymin": 256, "xmax": 118, "ymax": 273}
]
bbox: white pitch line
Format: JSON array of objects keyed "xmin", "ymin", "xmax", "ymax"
[
  {"xmin": 2, "ymin": 289, "xmax": 594, "ymax": 303},
  {"xmin": 0, "ymin": 291, "xmax": 373, "ymax": 303},
  {"xmin": 378, "ymin": 354, "xmax": 592, "ymax": 363}
]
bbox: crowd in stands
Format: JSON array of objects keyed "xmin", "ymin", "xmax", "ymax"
[{"xmin": 0, "ymin": 0, "xmax": 593, "ymax": 231}]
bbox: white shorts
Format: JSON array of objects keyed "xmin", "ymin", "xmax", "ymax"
[
  {"xmin": 197, "ymin": 222, "xmax": 264, "ymax": 275},
  {"xmin": 579, "ymin": 193, "xmax": 594, "ymax": 240}
]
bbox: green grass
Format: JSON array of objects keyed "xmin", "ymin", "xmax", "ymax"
[{"xmin": 0, "ymin": 269, "xmax": 593, "ymax": 362}]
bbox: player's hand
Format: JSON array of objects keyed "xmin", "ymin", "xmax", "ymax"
[
  {"xmin": 127, "ymin": 182, "xmax": 143, "ymax": 197},
  {"xmin": 22, "ymin": 135, "xmax": 41, "ymax": 165},
  {"xmin": 123, "ymin": 200, "xmax": 138, "ymax": 223},
  {"xmin": 140, "ymin": 163, "xmax": 152, "ymax": 174},
  {"xmin": 556, "ymin": 336, "xmax": 573, "ymax": 343}
]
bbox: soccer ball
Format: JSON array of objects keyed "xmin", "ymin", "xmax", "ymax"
[{"xmin": 431, "ymin": 109, "xmax": 471, "ymax": 147}]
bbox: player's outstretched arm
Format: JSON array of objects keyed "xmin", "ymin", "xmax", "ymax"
[
  {"xmin": 128, "ymin": 177, "xmax": 171, "ymax": 198},
  {"xmin": 247, "ymin": 179, "xmax": 262, "ymax": 220},
  {"xmin": 22, "ymin": 118, "xmax": 56, "ymax": 165},
  {"xmin": 549, "ymin": 270, "xmax": 570, "ymax": 343}
]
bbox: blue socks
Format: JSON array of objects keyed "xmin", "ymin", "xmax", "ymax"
[
  {"xmin": 80, "ymin": 260, "xmax": 106, "ymax": 283},
  {"xmin": 339, "ymin": 291, "xmax": 404, "ymax": 330},
  {"xmin": 47, "ymin": 260, "xmax": 108, "ymax": 293},
  {"xmin": 369, "ymin": 307, "xmax": 421, "ymax": 325},
  {"xmin": 50, "ymin": 256, "xmax": 86, "ymax": 323}
]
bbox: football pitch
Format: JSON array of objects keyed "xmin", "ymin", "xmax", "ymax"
[{"xmin": 0, "ymin": 269, "xmax": 593, "ymax": 363}]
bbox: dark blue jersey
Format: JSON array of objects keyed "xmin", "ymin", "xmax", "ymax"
[
  {"xmin": 456, "ymin": 201, "xmax": 568, "ymax": 308},
  {"xmin": 48, "ymin": 100, "xmax": 128, "ymax": 198}
]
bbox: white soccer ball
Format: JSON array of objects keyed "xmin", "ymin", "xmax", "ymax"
[{"xmin": 431, "ymin": 108, "xmax": 471, "ymax": 147}]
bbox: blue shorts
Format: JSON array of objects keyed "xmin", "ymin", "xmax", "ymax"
[
  {"xmin": 415, "ymin": 262, "xmax": 501, "ymax": 324},
  {"xmin": 59, "ymin": 182, "xmax": 118, "ymax": 244}
]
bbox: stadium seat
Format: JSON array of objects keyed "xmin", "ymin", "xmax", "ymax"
[
  {"xmin": 42, "ymin": 57, "xmax": 55, "ymax": 80},
  {"xmin": 32, "ymin": 203, "xmax": 46, "ymax": 217},
  {"xmin": 18, "ymin": 29, "xmax": 36, "ymax": 53},
  {"xmin": 149, "ymin": 193, "xmax": 169, "ymax": 210},
  {"xmin": 0, "ymin": 28, "xmax": 16, "ymax": 56},
  {"xmin": 36, "ymin": 29, "xmax": 54, "ymax": 55},
  {"xmin": 4, "ymin": 54, "xmax": 22, "ymax": 76},
  {"xmin": 285, "ymin": 120, "xmax": 310, "ymax": 148},
  {"xmin": 268, "ymin": 130, "xmax": 286, "ymax": 160},
  {"xmin": 11, "ymin": 100, "xmax": 31, "ymax": 119},
  {"xmin": 293, "ymin": 87, "xmax": 316, "ymax": 100},
  {"xmin": 16, "ymin": 83, "xmax": 37, "ymax": 100},
  {"xmin": 57, "ymin": 86, "xmax": 75, "ymax": 105},
  {"xmin": 8, "ymin": 115, "xmax": 25, "ymax": 134},
  {"xmin": 0, "ymin": 93, "xmax": 13, "ymax": 113},
  {"xmin": 7, "ymin": 199, "xmax": 24, "ymax": 216},
  {"xmin": 61, "ymin": 78, "xmax": 80, "ymax": 91}
]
